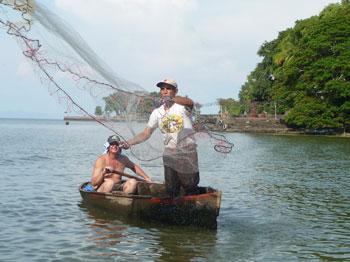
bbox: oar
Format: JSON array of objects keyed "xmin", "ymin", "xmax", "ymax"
[{"xmin": 107, "ymin": 168, "xmax": 146, "ymax": 181}]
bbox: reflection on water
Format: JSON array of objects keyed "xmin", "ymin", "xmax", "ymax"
[{"xmin": 78, "ymin": 202, "xmax": 218, "ymax": 262}]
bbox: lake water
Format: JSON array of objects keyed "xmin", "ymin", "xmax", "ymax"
[{"xmin": 1, "ymin": 118, "xmax": 349, "ymax": 262}]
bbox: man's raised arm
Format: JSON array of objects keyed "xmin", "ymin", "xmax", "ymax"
[{"xmin": 121, "ymin": 126, "xmax": 154, "ymax": 149}]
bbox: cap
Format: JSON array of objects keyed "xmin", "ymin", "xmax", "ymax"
[
  {"xmin": 156, "ymin": 78, "xmax": 178, "ymax": 89},
  {"xmin": 107, "ymin": 135, "xmax": 120, "ymax": 144}
]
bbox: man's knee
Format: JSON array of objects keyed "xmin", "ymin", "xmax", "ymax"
[
  {"xmin": 127, "ymin": 178, "xmax": 138, "ymax": 187},
  {"xmin": 97, "ymin": 179, "xmax": 115, "ymax": 193},
  {"xmin": 123, "ymin": 179, "xmax": 138, "ymax": 194}
]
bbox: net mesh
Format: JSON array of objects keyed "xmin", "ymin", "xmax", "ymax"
[{"xmin": 0, "ymin": 0, "xmax": 233, "ymax": 173}]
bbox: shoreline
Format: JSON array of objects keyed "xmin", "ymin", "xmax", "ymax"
[
  {"xmin": 195, "ymin": 115, "xmax": 349, "ymax": 137},
  {"xmin": 63, "ymin": 115, "xmax": 349, "ymax": 137},
  {"xmin": 63, "ymin": 115, "xmax": 148, "ymax": 122}
]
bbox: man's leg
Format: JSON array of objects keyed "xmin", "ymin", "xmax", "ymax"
[
  {"xmin": 177, "ymin": 171, "xmax": 200, "ymax": 195},
  {"xmin": 164, "ymin": 165, "xmax": 181, "ymax": 197},
  {"xmin": 97, "ymin": 179, "xmax": 115, "ymax": 193},
  {"xmin": 177, "ymin": 149, "xmax": 200, "ymax": 195},
  {"xmin": 122, "ymin": 179, "xmax": 138, "ymax": 195}
]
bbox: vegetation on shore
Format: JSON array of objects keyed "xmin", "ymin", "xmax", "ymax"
[
  {"xmin": 219, "ymin": 0, "xmax": 350, "ymax": 132},
  {"xmin": 97, "ymin": 91, "xmax": 160, "ymax": 117}
]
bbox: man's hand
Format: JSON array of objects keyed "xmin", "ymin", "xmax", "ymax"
[
  {"xmin": 119, "ymin": 141, "xmax": 130, "ymax": 149},
  {"xmin": 103, "ymin": 167, "xmax": 113, "ymax": 178}
]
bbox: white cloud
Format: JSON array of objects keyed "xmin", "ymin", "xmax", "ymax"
[
  {"xmin": 54, "ymin": 0, "xmax": 196, "ymax": 24},
  {"xmin": 1, "ymin": 0, "xmax": 341, "ymax": 119},
  {"xmin": 16, "ymin": 60, "xmax": 35, "ymax": 78},
  {"xmin": 39, "ymin": 0, "xmax": 341, "ymax": 103}
]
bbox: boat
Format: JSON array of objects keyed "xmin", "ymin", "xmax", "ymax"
[{"xmin": 78, "ymin": 181, "xmax": 222, "ymax": 229}]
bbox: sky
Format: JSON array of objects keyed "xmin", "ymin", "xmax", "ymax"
[{"xmin": 0, "ymin": 0, "xmax": 340, "ymax": 118}]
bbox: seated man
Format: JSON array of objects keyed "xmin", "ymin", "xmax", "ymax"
[{"xmin": 91, "ymin": 135, "xmax": 152, "ymax": 194}]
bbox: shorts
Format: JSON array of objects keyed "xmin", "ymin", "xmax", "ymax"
[{"xmin": 114, "ymin": 181, "xmax": 126, "ymax": 191}]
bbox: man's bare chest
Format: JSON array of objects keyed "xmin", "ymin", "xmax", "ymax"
[{"xmin": 107, "ymin": 158, "xmax": 125, "ymax": 171}]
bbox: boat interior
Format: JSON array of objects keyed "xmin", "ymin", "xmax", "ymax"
[
  {"xmin": 137, "ymin": 182, "xmax": 217, "ymax": 197},
  {"xmin": 82, "ymin": 181, "xmax": 217, "ymax": 197}
]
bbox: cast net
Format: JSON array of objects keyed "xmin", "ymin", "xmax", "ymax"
[{"xmin": 0, "ymin": 0, "xmax": 233, "ymax": 173}]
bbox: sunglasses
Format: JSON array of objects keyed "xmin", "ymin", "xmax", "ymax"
[
  {"xmin": 160, "ymin": 86, "xmax": 176, "ymax": 91},
  {"xmin": 109, "ymin": 142, "xmax": 119, "ymax": 146}
]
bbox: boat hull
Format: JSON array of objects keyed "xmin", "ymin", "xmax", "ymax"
[{"xmin": 79, "ymin": 182, "xmax": 222, "ymax": 229}]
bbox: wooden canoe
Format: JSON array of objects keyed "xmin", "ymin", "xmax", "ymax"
[{"xmin": 78, "ymin": 181, "xmax": 222, "ymax": 229}]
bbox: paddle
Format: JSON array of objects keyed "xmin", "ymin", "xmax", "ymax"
[{"xmin": 105, "ymin": 168, "xmax": 146, "ymax": 182}]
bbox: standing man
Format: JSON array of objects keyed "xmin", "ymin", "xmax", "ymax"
[
  {"xmin": 121, "ymin": 78, "xmax": 199, "ymax": 196},
  {"xmin": 91, "ymin": 135, "xmax": 152, "ymax": 194}
]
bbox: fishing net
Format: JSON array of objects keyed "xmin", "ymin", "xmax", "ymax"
[{"xmin": 0, "ymin": 0, "xmax": 233, "ymax": 173}]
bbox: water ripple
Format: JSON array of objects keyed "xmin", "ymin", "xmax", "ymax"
[{"xmin": 1, "ymin": 121, "xmax": 350, "ymax": 261}]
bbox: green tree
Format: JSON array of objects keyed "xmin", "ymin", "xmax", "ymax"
[
  {"xmin": 94, "ymin": 106, "xmax": 103, "ymax": 116},
  {"xmin": 102, "ymin": 91, "xmax": 161, "ymax": 117},
  {"xmin": 238, "ymin": 1, "xmax": 350, "ymax": 131},
  {"xmin": 218, "ymin": 98, "xmax": 245, "ymax": 116},
  {"xmin": 136, "ymin": 91, "xmax": 161, "ymax": 115}
]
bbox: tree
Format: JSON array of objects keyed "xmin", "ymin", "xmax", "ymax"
[
  {"xmin": 238, "ymin": 1, "xmax": 350, "ymax": 130},
  {"xmin": 218, "ymin": 98, "xmax": 245, "ymax": 116},
  {"xmin": 102, "ymin": 91, "xmax": 161, "ymax": 117},
  {"xmin": 94, "ymin": 106, "xmax": 103, "ymax": 116}
]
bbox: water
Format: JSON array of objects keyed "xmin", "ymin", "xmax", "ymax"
[{"xmin": 1, "ymin": 118, "xmax": 349, "ymax": 262}]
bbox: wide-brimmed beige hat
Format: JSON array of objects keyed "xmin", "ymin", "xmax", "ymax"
[{"xmin": 156, "ymin": 78, "xmax": 178, "ymax": 89}]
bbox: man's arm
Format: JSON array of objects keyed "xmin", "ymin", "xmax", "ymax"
[
  {"xmin": 91, "ymin": 157, "xmax": 110, "ymax": 188},
  {"xmin": 121, "ymin": 126, "xmax": 154, "ymax": 149},
  {"xmin": 125, "ymin": 158, "xmax": 153, "ymax": 182}
]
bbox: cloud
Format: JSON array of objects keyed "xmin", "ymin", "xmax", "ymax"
[
  {"xmin": 16, "ymin": 60, "xmax": 36, "ymax": 78},
  {"xmin": 51, "ymin": 0, "xmax": 339, "ymax": 102},
  {"xmin": 54, "ymin": 0, "xmax": 196, "ymax": 23},
  {"xmin": 1, "ymin": 0, "xmax": 340, "ymax": 118}
]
